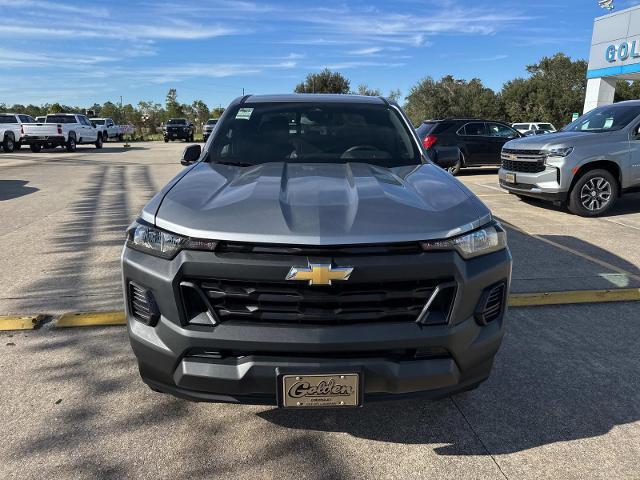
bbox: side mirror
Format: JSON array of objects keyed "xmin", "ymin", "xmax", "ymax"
[
  {"xmin": 431, "ymin": 146, "xmax": 460, "ymax": 169},
  {"xmin": 181, "ymin": 144, "xmax": 201, "ymax": 165}
]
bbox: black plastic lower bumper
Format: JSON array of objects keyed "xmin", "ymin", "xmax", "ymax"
[{"xmin": 122, "ymin": 245, "xmax": 512, "ymax": 404}]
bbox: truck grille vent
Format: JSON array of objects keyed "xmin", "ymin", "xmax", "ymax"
[
  {"xmin": 186, "ymin": 278, "xmax": 455, "ymax": 326},
  {"xmin": 129, "ymin": 282, "xmax": 160, "ymax": 326},
  {"xmin": 475, "ymin": 282, "xmax": 507, "ymax": 325},
  {"xmin": 502, "ymin": 149, "xmax": 546, "ymax": 173}
]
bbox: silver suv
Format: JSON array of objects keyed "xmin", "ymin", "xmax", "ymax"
[{"xmin": 500, "ymin": 101, "xmax": 640, "ymax": 216}]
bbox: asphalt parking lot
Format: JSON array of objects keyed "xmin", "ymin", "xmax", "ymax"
[{"xmin": 1, "ymin": 144, "xmax": 639, "ymax": 479}]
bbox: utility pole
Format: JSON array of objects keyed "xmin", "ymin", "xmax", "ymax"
[{"xmin": 242, "ymin": 88, "xmax": 245, "ymax": 95}]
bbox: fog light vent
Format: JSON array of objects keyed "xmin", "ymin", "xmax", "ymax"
[
  {"xmin": 129, "ymin": 282, "xmax": 160, "ymax": 326},
  {"xmin": 475, "ymin": 282, "xmax": 507, "ymax": 325}
]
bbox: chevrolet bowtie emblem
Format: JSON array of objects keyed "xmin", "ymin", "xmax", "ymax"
[{"xmin": 286, "ymin": 264, "xmax": 353, "ymax": 286}]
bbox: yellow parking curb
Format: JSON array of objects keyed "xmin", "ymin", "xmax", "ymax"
[
  {"xmin": 509, "ymin": 288, "xmax": 640, "ymax": 307},
  {"xmin": 0, "ymin": 315, "xmax": 44, "ymax": 331},
  {"xmin": 56, "ymin": 311, "xmax": 126, "ymax": 328}
]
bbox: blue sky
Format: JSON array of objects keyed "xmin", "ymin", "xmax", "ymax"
[{"xmin": 0, "ymin": 0, "xmax": 636, "ymax": 108}]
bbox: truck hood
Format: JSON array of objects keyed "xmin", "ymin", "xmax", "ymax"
[
  {"xmin": 152, "ymin": 162, "xmax": 491, "ymax": 245},
  {"xmin": 505, "ymin": 131, "xmax": 595, "ymax": 150}
]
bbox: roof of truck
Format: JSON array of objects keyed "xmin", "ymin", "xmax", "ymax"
[{"xmin": 243, "ymin": 94, "xmax": 387, "ymax": 104}]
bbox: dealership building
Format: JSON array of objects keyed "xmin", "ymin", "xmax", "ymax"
[{"xmin": 585, "ymin": 4, "xmax": 640, "ymax": 112}]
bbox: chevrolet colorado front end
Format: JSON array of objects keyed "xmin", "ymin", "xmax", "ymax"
[{"xmin": 122, "ymin": 94, "xmax": 512, "ymax": 408}]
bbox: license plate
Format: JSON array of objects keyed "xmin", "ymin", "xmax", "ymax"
[
  {"xmin": 505, "ymin": 172, "xmax": 516, "ymax": 184},
  {"xmin": 280, "ymin": 373, "xmax": 360, "ymax": 408}
]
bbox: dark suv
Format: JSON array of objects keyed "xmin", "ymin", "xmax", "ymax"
[
  {"xmin": 163, "ymin": 118, "xmax": 194, "ymax": 142},
  {"xmin": 416, "ymin": 119, "xmax": 521, "ymax": 175}
]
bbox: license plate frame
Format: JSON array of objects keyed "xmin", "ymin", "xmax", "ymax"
[
  {"xmin": 277, "ymin": 370, "xmax": 362, "ymax": 408},
  {"xmin": 505, "ymin": 172, "xmax": 516, "ymax": 184}
]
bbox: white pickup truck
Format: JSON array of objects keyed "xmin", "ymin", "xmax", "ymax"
[
  {"xmin": 90, "ymin": 117, "xmax": 125, "ymax": 141},
  {"xmin": 0, "ymin": 113, "xmax": 36, "ymax": 152},
  {"xmin": 21, "ymin": 113, "xmax": 103, "ymax": 152}
]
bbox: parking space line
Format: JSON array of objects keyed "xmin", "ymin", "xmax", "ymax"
[
  {"xmin": 499, "ymin": 219, "xmax": 640, "ymax": 283},
  {"xmin": 0, "ymin": 315, "xmax": 44, "ymax": 331},
  {"xmin": 55, "ymin": 311, "xmax": 125, "ymax": 328},
  {"xmin": 509, "ymin": 288, "xmax": 640, "ymax": 307}
]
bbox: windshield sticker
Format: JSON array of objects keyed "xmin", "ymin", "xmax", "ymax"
[
  {"xmin": 603, "ymin": 117, "xmax": 614, "ymax": 129},
  {"xmin": 236, "ymin": 108, "xmax": 254, "ymax": 120}
]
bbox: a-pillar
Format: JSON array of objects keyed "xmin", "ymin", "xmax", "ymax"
[{"xmin": 583, "ymin": 77, "xmax": 617, "ymax": 113}]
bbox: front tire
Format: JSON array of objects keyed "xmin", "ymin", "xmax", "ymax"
[
  {"xmin": 95, "ymin": 134, "xmax": 103, "ymax": 149},
  {"xmin": 2, "ymin": 134, "xmax": 15, "ymax": 153},
  {"xmin": 66, "ymin": 135, "xmax": 77, "ymax": 152},
  {"xmin": 15, "ymin": 141, "xmax": 21, "ymax": 150},
  {"xmin": 568, "ymin": 169, "xmax": 618, "ymax": 217}
]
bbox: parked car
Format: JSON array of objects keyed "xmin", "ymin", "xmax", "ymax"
[
  {"xmin": 522, "ymin": 128, "xmax": 554, "ymax": 137},
  {"xmin": 122, "ymin": 94, "xmax": 512, "ymax": 406},
  {"xmin": 35, "ymin": 116, "xmax": 45, "ymax": 123},
  {"xmin": 163, "ymin": 118, "xmax": 194, "ymax": 142},
  {"xmin": 512, "ymin": 122, "xmax": 556, "ymax": 134},
  {"xmin": 21, "ymin": 113, "xmax": 103, "ymax": 152},
  {"xmin": 416, "ymin": 119, "xmax": 521, "ymax": 175},
  {"xmin": 500, "ymin": 100, "xmax": 640, "ymax": 216},
  {"xmin": 90, "ymin": 117, "xmax": 125, "ymax": 141},
  {"xmin": 202, "ymin": 118, "xmax": 218, "ymax": 142},
  {"xmin": 0, "ymin": 113, "xmax": 37, "ymax": 151}
]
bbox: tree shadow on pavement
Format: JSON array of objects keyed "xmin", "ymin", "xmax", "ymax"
[
  {"xmin": 260, "ymin": 302, "xmax": 640, "ymax": 456},
  {"xmin": 0, "ymin": 179, "xmax": 38, "ymax": 201}
]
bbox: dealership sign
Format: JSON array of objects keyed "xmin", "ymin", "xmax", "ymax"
[{"xmin": 605, "ymin": 40, "xmax": 640, "ymax": 62}]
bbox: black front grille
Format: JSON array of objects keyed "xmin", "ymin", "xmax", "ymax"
[
  {"xmin": 189, "ymin": 278, "xmax": 453, "ymax": 325},
  {"xmin": 501, "ymin": 148, "xmax": 546, "ymax": 173},
  {"xmin": 501, "ymin": 159, "xmax": 546, "ymax": 173}
]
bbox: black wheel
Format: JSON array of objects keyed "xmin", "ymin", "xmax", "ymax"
[
  {"xmin": 568, "ymin": 169, "xmax": 618, "ymax": 217},
  {"xmin": 30, "ymin": 143, "xmax": 41, "ymax": 153},
  {"xmin": 164, "ymin": 138, "xmax": 169, "ymax": 143},
  {"xmin": 103, "ymin": 132, "xmax": 108, "ymax": 143},
  {"xmin": 118, "ymin": 134, "xmax": 124, "ymax": 142},
  {"xmin": 95, "ymin": 134, "xmax": 103, "ymax": 149},
  {"xmin": 2, "ymin": 134, "xmax": 15, "ymax": 153},
  {"xmin": 14, "ymin": 141, "xmax": 21, "ymax": 150},
  {"xmin": 66, "ymin": 135, "xmax": 77, "ymax": 152}
]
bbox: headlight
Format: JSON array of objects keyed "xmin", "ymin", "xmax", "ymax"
[
  {"xmin": 543, "ymin": 147, "xmax": 573, "ymax": 157},
  {"xmin": 420, "ymin": 224, "xmax": 507, "ymax": 259},
  {"xmin": 126, "ymin": 220, "xmax": 217, "ymax": 259}
]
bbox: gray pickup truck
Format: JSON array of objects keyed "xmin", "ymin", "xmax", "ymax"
[
  {"xmin": 499, "ymin": 100, "xmax": 640, "ymax": 216},
  {"xmin": 121, "ymin": 94, "xmax": 512, "ymax": 407}
]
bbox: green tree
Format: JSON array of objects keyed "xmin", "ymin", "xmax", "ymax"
[
  {"xmin": 101, "ymin": 101, "xmax": 121, "ymax": 123},
  {"xmin": 404, "ymin": 75, "xmax": 502, "ymax": 125},
  {"xmin": 501, "ymin": 53, "xmax": 587, "ymax": 127},
  {"xmin": 49, "ymin": 103, "xmax": 63, "ymax": 114},
  {"xmin": 294, "ymin": 69, "xmax": 350, "ymax": 94},
  {"xmin": 615, "ymin": 80, "xmax": 640, "ymax": 101},
  {"xmin": 165, "ymin": 88, "xmax": 183, "ymax": 119},
  {"xmin": 211, "ymin": 107, "xmax": 225, "ymax": 118},
  {"xmin": 387, "ymin": 89, "xmax": 402, "ymax": 103},
  {"xmin": 191, "ymin": 100, "xmax": 210, "ymax": 132},
  {"xmin": 356, "ymin": 83, "xmax": 382, "ymax": 96}
]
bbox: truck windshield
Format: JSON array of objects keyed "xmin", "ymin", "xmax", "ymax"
[
  {"xmin": 208, "ymin": 102, "xmax": 421, "ymax": 167},
  {"xmin": 167, "ymin": 119, "xmax": 187, "ymax": 125},
  {"xmin": 562, "ymin": 105, "xmax": 640, "ymax": 133},
  {"xmin": 46, "ymin": 115, "xmax": 76, "ymax": 124},
  {"xmin": 0, "ymin": 115, "xmax": 16, "ymax": 123},
  {"xmin": 92, "ymin": 119, "xmax": 106, "ymax": 125},
  {"xmin": 206, "ymin": 119, "xmax": 218, "ymax": 125},
  {"xmin": 537, "ymin": 123, "xmax": 554, "ymax": 131}
]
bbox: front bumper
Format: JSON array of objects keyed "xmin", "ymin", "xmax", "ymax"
[
  {"xmin": 122, "ymin": 244, "xmax": 512, "ymax": 404},
  {"xmin": 163, "ymin": 130, "xmax": 190, "ymax": 140},
  {"xmin": 499, "ymin": 167, "xmax": 568, "ymax": 202}
]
